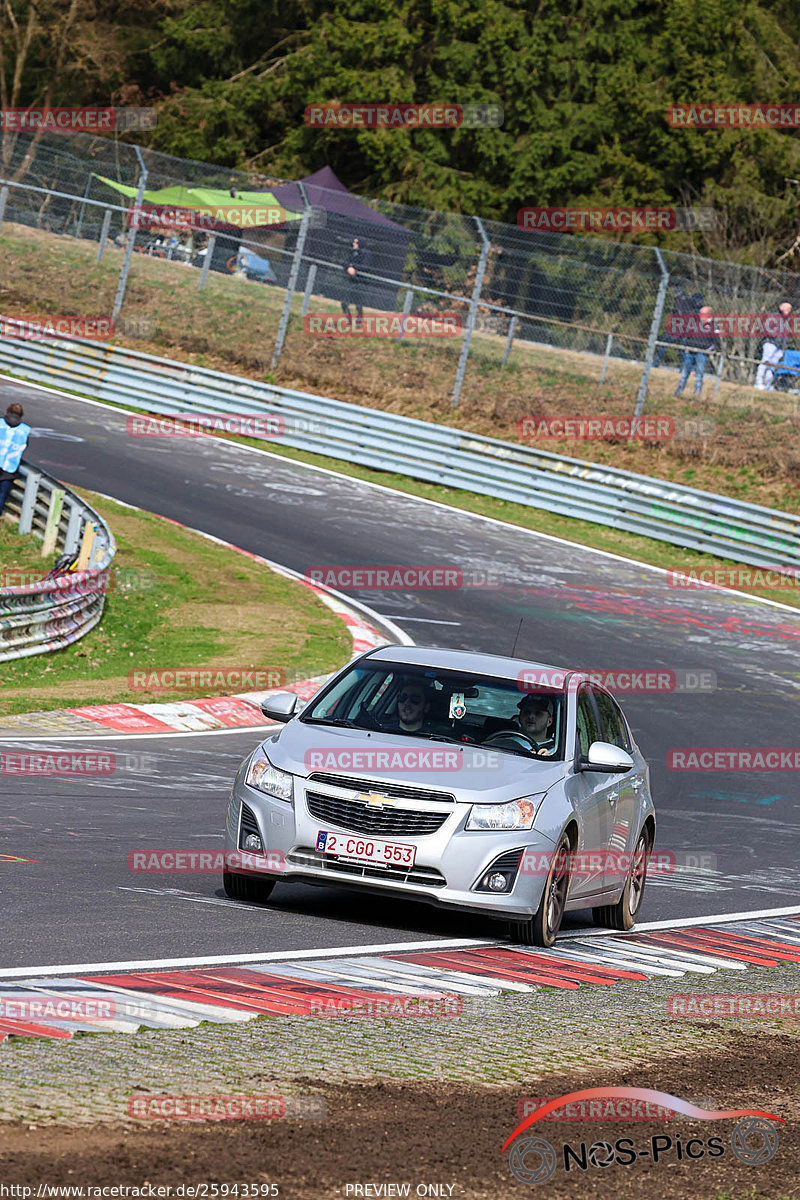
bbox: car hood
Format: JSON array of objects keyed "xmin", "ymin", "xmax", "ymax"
[{"xmin": 263, "ymin": 722, "xmax": 567, "ymax": 802}]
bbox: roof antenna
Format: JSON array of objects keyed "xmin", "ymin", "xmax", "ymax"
[{"xmin": 510, "ymin": 617, "xmax": 524, "ymax": 658}]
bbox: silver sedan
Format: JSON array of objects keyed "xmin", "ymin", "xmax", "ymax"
[{"xmin": 223, "ymin": 645, "xmax": 656, "ymax": 946}]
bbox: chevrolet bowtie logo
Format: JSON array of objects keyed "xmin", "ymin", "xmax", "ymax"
[{"xmin": 360, "ymin": 793, "xmax": 395, "ymax": 808}]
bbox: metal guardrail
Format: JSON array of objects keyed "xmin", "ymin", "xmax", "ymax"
[
  {"xmin": 1, "ymin": 333, "xmax": 799, "ymax": 573},
  {"xmin": 0, "ymin": 461, "xmax": 116, "ymax": 662}
]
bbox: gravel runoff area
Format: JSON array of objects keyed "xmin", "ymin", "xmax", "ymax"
[{"xmin": 0, "ymin": 960, "xmax": 798, "ymax": 1198}]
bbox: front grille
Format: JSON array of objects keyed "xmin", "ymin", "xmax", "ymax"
[
  {"xmin": 305, "ymin": 790, "xmax": 449, "ymax": 836},
  {"xmin": 239, "ymin": 802, "xmax": 262, "ymax": 848},
  {"xmin": 306, "ymin": 772, "xmax": 454, "ymax": 804},
  {"xmin": 288, "ymin": 848, "xmax": 447, "ymax": 888}
]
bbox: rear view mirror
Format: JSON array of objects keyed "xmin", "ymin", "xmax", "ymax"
[
  {"xmin": 259, "ymin": 692, "xmax": 298, "ymax": 723},
  {"xmin": 582, "ymin": 741, "xmax": 634, "ymax": 773}
]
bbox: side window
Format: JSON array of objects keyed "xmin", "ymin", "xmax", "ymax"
[
  {"xmin": 576, "ymin": 688, "xmax": 600, "ymax": 758},
  {"xmin": 592, "ymin": 688, "xmax": 630, "ymax": 750}
]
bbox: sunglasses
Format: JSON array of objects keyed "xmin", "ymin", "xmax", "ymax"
[{"xmin": 398, "ymin": 692, "xmax": 424, "ymax": 703}]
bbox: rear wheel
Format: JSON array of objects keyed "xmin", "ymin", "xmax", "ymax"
[
  {"xmin": 508, "ymin": 833, "xmax": 571, "ymax": 947},
  {"xmin": 223, "ymin": 871, "xmax": 276, "ymax": 903},
  {"xmin": 594, "ymin": 828, "xmax": 651, "ymax": 931}
]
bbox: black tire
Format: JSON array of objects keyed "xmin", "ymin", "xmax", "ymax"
[
  {"xmin": 592, "ymin": 904, "xmax": 611, "ymax": 927},
  {"xmin": 223, "ymin": 871, "xmax": 276, "ymax": 903},
  {"xmin": 603, "ymin": 828, "xmax": 651, "ymax": 931},
  {"xmin": 508, "ymin": 833, "xmax": 571, "ymax": 947}
]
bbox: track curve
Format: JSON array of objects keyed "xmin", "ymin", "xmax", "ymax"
[{"xmin": 1, "ymin": 375, "xmax": 800, "ymax": 969}]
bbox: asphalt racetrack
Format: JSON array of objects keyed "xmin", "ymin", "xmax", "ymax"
[{"xmin": 2, "ymin": 376, "xmax": 800, "ymax": 970}]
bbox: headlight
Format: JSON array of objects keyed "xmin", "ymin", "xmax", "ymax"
[
  {"xmin": 245, "ymin": 748, "xmax": 293, "ymax": 802},
  {"xmin": 466, "ymin": 795, "xmax": 545, "ymax": 831}
]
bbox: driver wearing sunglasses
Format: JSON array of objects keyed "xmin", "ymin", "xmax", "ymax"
[{"xmin": 389, "ymin": 681, "xmax": 433, "ymax": 733}]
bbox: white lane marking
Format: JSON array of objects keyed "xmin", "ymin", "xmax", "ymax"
[
  {"xmin": 375, "ymin": 616, "xmax": 462, "ymax": 625},
  {"xmin": 119, "ymin": 886, "xmax": 261, "ymax": 909},
  {"xmin": 251, "ymin": 961, "xmax": 442, "ymax": 996},
  {"xmin": 0, "ymin": 937, "xmax": 493, "ymax": 979},
  {"xmin": 0, "ymin": 724, "xmax": 280, "ymax": 743},
  {"xmin": 4, "ymin": 371, "xmax": 800, "ymax": 617},
  {"xmin": 315, "ymin": 956, "xmax": 500, "ymax": 997},
  {"xmin": 2, "ymin": 906, "xmax": 800, "ymax": 979}
]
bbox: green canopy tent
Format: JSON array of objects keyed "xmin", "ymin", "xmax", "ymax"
[
  {"xmin": 94, "ymin": 175, "xmax": 302, "ymax": 274},
  {"xmin": 93, "ymin": 175, "xmax": 301, "ymax": 228}
]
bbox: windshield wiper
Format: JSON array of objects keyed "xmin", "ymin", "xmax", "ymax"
[{"xmin": 303, "ymin": 717, "xmax": 360, "ymax": 729}]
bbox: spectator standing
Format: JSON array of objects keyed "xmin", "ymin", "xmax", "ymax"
[
  {"xmin": 674, "ymin": 306, "xmax": 719, "ymax": 397},
  {"xmin": 341, "ymin": 236, "xmax": 370, "ymax": 322},
  {"xmin": 755, "ymin": 301, "xmax": 793, "ymax": 390},
  {"xmin": 0, "ymin": 403, "xmax": 32, "ymax": 516},
  {"xmin": 655, "ymin": 288, "xmax": 703, "ymax": 368}
]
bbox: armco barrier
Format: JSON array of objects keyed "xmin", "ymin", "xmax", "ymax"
[
  {"xmin": 0, "ymin": 462, "xmax": 115, "ymax": 661},
  {"xmin": 1, "ymin": 333, "xmax": 799, "ymax": 573}
]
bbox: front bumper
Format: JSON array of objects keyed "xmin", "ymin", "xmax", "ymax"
[{"xmin": 225, "ymin": 775, "xmax": 558, "ymax": 920}]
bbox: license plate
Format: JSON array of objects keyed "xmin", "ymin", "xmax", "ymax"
[{"xmin": 315, "ymin": 830, "xmax": 416, "ymax": 868}]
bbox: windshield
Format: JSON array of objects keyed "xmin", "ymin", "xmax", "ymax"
[{"xmin": 301, "ymin": 661, "xmax": 566, "ymax": 760}]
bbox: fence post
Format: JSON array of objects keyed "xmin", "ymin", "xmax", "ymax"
[
  {"xmin": 0, "ymin": 185, "xmax": 8, "ymax": 229},
  {"xmin": 64, "ymin": 502, "xmax": 84, "ymax": 555},
  {"xmin": 394, "ymin": 287, "xmax": 415, "ymax": 341},
  {"xmin": 18, "ymin": 470, "xmax": 41, "ymax": 535},
  {"xmin": 712, "ymin": 353, "xmax": 725, "ymax": 402},
  {"xmin": 112, "ymin": 146, "xmax": 148, "ymax": 322},
  {"xmin": 451, "ymin": 216, "xmax": 490, "ymax": 408},
  {"xmin": 501, "ymin": 315, "xmax": 518, "ymax": 371},
  {"xmin": 632, "ymin": 248, "xmax": 670, "ymax": 425},
  {"xmin": 41, "ymin": 488, "xmax": 65, "ymax": 558},
  {"xmin": 301, "ymin": 262, "xmax": 317, "ymax": 316},
  {"xmin": 599, "ymin": 333, "xmax": 614, "ymax": 384},
  {"xmin": 97, "ymin": 209, "xmax": 112, "ymax": 262},
  {"xmin": 197, "ymin": 235, "xmax": 216, "ymax": 290},
  {"xmin": 271, "ymin": 182, "xmax": 311, "ymax": 370},
  {"xmin": 75, "ymin": 174, "xmax": 91, "ymax": 239}
]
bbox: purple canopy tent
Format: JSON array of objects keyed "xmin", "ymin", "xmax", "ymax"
[{"xmin": 266, "ymin": 167, "xmax": 412, "ymax": 310}]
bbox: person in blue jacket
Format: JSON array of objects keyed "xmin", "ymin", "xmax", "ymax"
[{"xmin": 0, "ymin": 403, "xmax": 32, "ymax": 516}]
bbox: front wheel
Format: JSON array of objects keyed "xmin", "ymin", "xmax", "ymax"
[
  {"xmin": 594, "ymin": 828, "xmax": 651, "ymax": 931},
  {"xmin": 508, "ymin": 833, "xmax": 571, "ymax": 947},
  {"xmin": 223, "ymin": 871, "xmax": 276, "ymax": 903}
]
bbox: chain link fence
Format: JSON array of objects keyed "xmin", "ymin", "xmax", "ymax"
[{"xmin": 2, "ymin": 131, "xmax": 800, "ymax": 414}]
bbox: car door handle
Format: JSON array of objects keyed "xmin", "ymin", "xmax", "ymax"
[
  {"xmin": 608, "ymin": 790, "xmax": 619, "ymax": 805},
  {"xmin": 631, "ymin": 778, "xmax": 645, "ymax": 791}
]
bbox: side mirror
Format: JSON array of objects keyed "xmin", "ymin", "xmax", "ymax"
[
  {"xmin": 259, "ymin": 692, "xmax": 298, "ymax": 723},
  {"xmin": 581, "ymin": 741, "xmax": 634, "ymax": 774}
]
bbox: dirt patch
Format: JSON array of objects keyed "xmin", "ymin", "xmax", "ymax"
[{"xmin": 0, "ymin": 1033, "xmax": 795, "ymax": 1199}]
